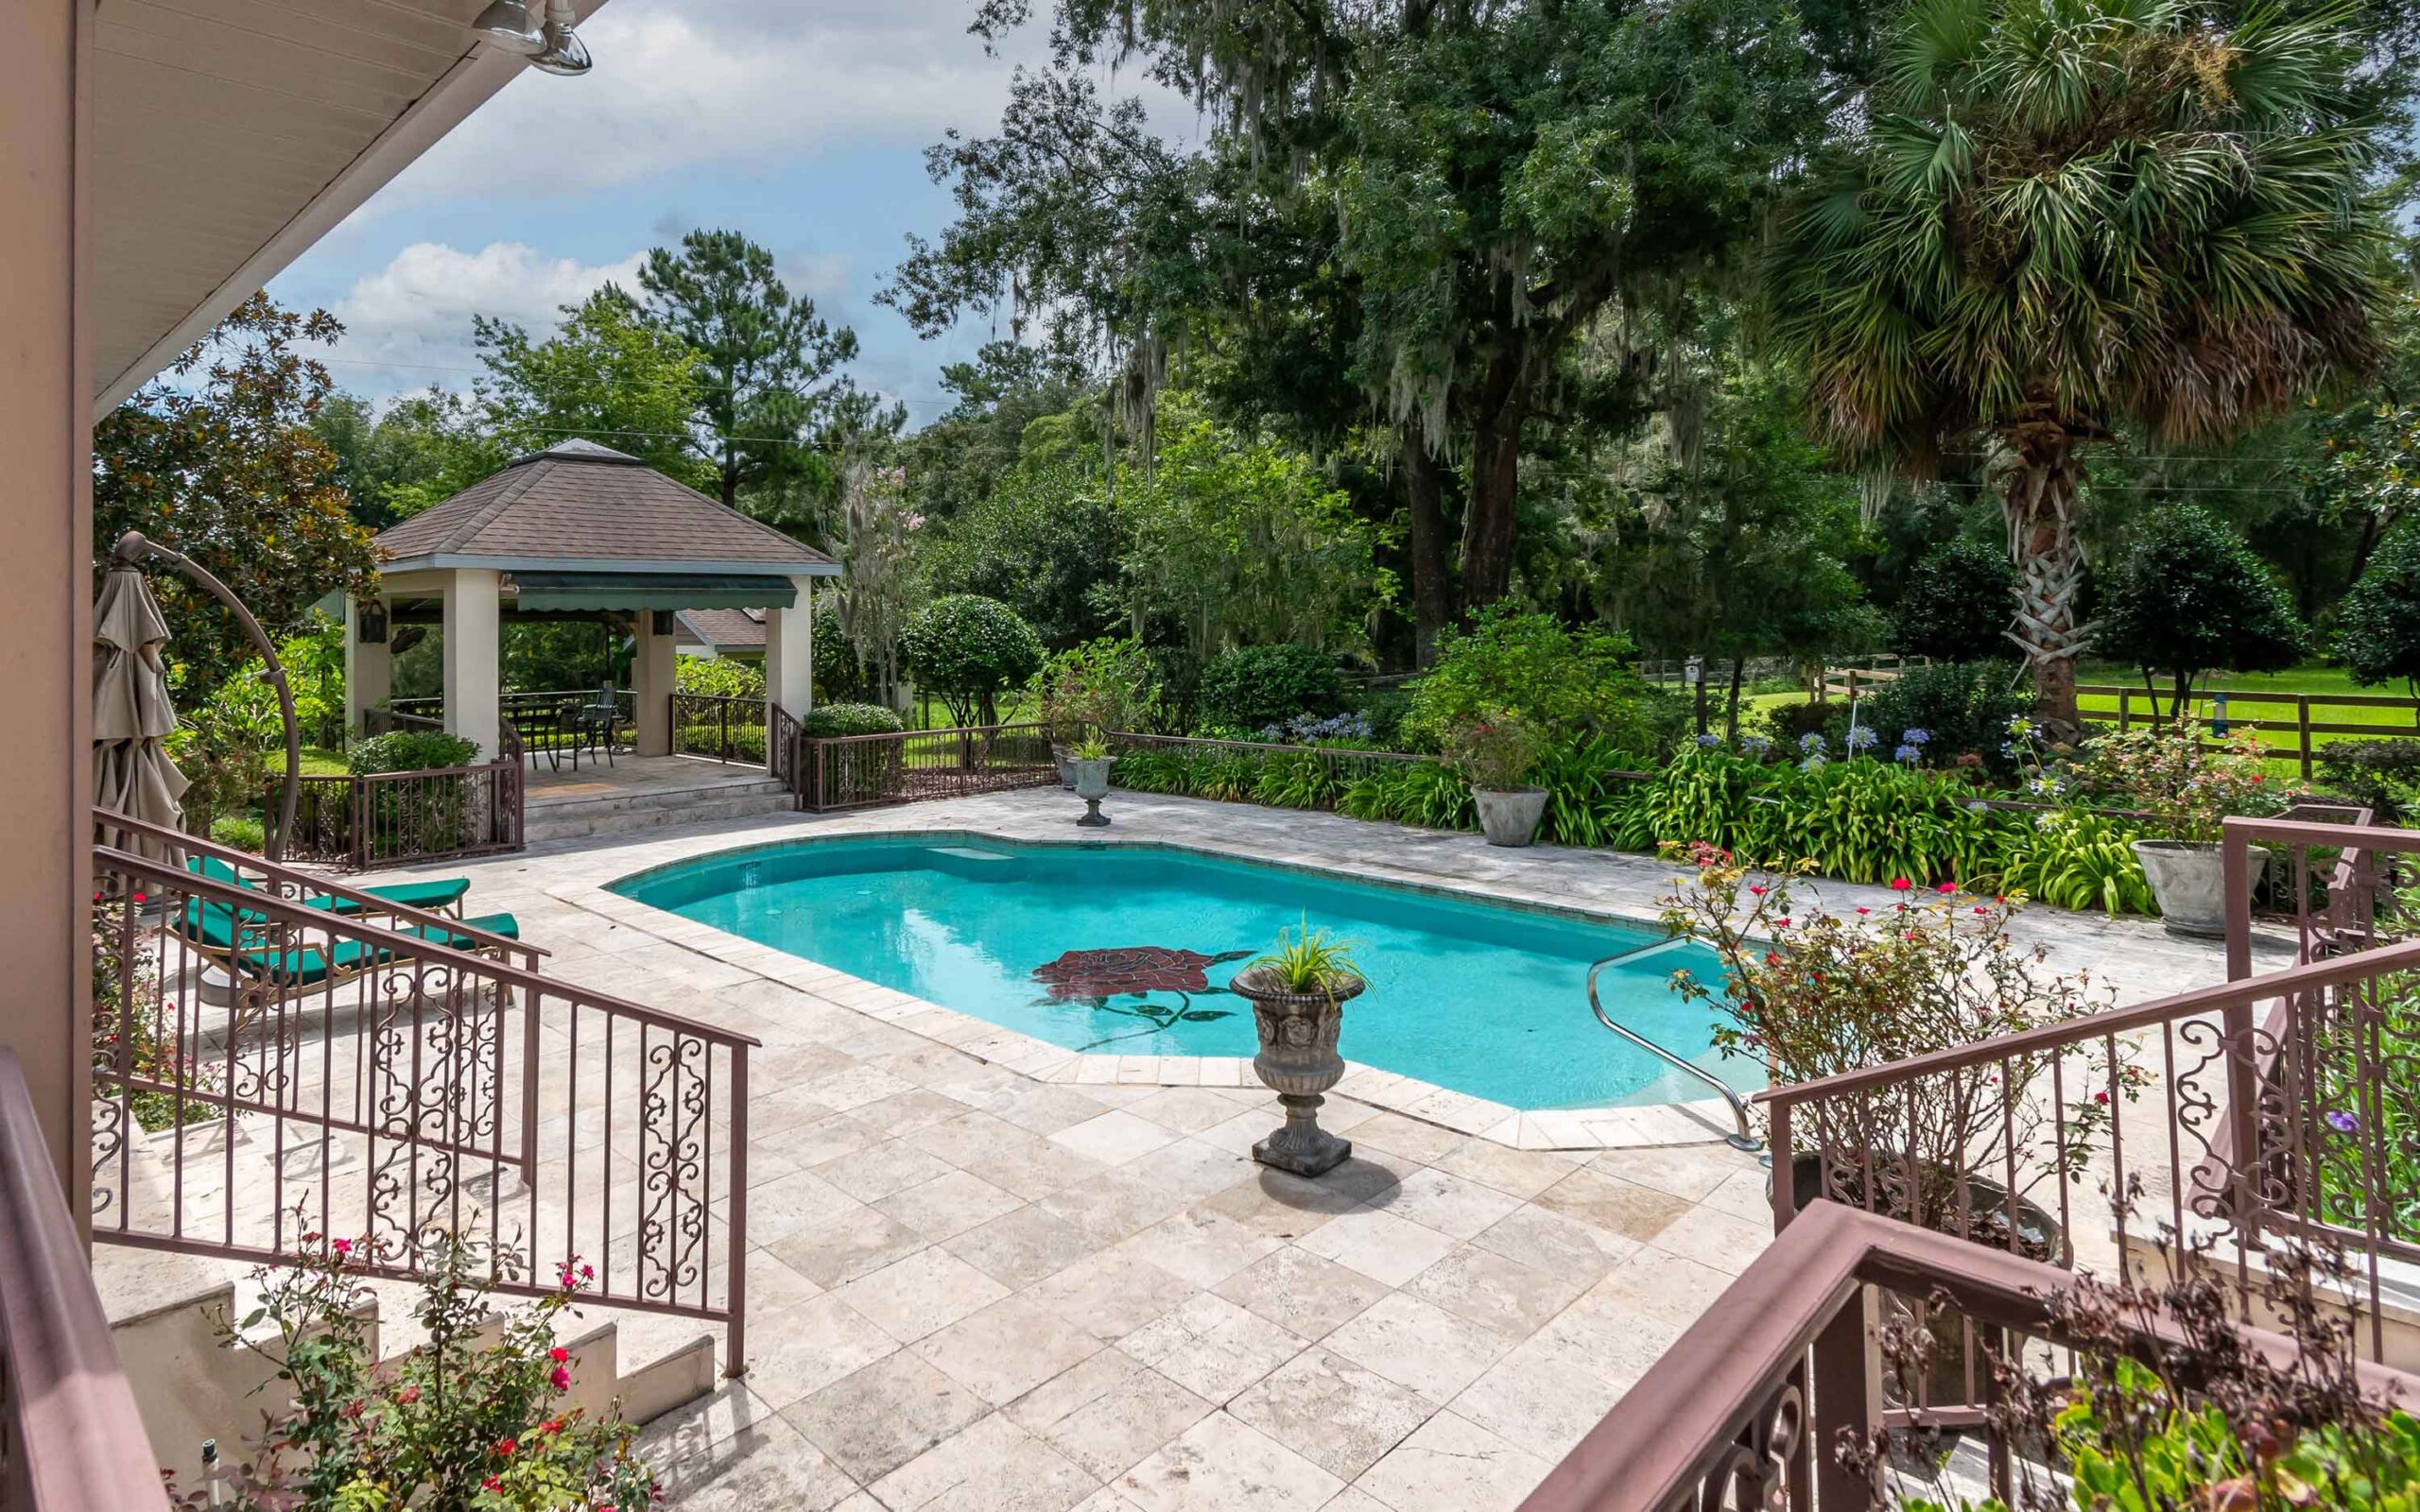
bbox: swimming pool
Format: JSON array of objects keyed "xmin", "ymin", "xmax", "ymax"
[{"xmin": 610, "ymin": 835, "xmax": 1759, "ymax": 1112}]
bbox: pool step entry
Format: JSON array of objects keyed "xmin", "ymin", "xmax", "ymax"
[{"xmin": 1586, "ymin": 938, "xmax": 1762, "ymax": 1152}]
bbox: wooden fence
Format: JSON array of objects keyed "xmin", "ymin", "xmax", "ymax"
[{"xmin": 2081, "ymin": 684, "xmax": 2420, "ymax": 780}]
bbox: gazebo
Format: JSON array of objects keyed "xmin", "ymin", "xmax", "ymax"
[{"xmin": 345, "ymin": 438, "xmax": 838, "ymax": 764}]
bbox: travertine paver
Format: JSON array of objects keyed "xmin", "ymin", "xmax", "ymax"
[{"xmin": 322, "ymin": 785, "xmax": 2255, "ymax": 1511}]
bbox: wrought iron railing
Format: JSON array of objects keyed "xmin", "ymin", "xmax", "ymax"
[
  {"xmin": 1517, "ymin": 1199, "xmax": 2420, "ymax": 1512},
  {"xmin": 1759, "ymin": 811, "xmax": 2420, "ymax": 1367},
  {"xmin": 796, "ymin": 723, "xmax": 1057, "ymax": 812},
  {"xmin": 88, "ymin": 812, "xmax": 758, "ymax": 1374},
  {"xmin": 280, "ymin": 758, "xmax": 523, "ymax": 870},
  {"xmin": 769, "ymin": 705, "xmax": 803, "ymax": 794},
  {"xmin": 0, "ymin": 1049, "xmax": 170, "ymax": 1512},
  {"xmin": 671, "ymin": 694, "xmax": 768, "ymax": 766}
]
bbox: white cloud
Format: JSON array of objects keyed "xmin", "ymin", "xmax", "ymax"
[
  {"xmin": 373, "ymin": 0, "xmax": 1063, "ymax": 209},
  {"xmin": 315, "ymin": 241, "xmax": 646, "ymax": 390}
]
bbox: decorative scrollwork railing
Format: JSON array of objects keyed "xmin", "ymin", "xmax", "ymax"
[
  {"xmin": 87, "ymin": 812, "xmax": 758, "ymax": 1372},
  {"xmin": 1516, "ymin": 1200, "xmax": 2420, "ymax": 1512}
]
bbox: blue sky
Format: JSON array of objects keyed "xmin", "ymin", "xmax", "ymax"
[{"xmin": 270, "ymin": 0, "xmax": 1191, "ymax": 428}]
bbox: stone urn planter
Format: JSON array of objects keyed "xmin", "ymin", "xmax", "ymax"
[
  {"xmin": 1231, "ymin": 963, "xmax": 1364, "ymax": 1177},
  {"xmin": 1070, "ymin": 755, "xmax": 1115, "ymax": 828},
  {"xmin": 1472, "ymin": 787, "xmax": 1548, "ymax": 848},
  {"xmin": 1053, "ymin": 746, "xmax": 1078, "ymax": 789},
  {"xmin": 2132, "ymin": 839, "xmax": 2268, "ymax": 938}
]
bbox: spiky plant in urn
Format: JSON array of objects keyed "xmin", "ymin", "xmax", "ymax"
[{"xmin": 1231, "ymin": 920, "xmax": 1365, "ymax": 1177}]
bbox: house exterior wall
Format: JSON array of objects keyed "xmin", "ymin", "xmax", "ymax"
[{"xmin": 0, "ymin": 0, "xmax": 97, "ymax": 1207}]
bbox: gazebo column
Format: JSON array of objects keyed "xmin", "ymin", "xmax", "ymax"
[
  {"xmin": 441, "ymin": 569, "xmax": 501, "ymax": 761},
  {"xmin": 765, "ymin": 577, "xmax": 816, "ymax": 751},
  {"xmin": 632, "ymin": 610, "xmax": 677, "ymax": 757},
  {"xmin": 344, "ymin": 595, "xmax": 391, "ymax": 738}
]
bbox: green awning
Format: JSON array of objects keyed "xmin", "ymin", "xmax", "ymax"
[{"xmin": 506, "ymin": 572, "xmax": 797, "ymax": 611}]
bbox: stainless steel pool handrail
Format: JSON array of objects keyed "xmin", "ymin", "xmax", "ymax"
[{"xmin": 1587, "ymin": 940, "xmax": 1762, "ymax": 1152}]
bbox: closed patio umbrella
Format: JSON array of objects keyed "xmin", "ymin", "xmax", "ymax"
[{"xmin": 93, "ymin": 560, "xmax": 190, "ymax": 861}]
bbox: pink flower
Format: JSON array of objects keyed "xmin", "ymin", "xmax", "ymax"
[
  {"xmin": 331, "ymin": 1237, "xmax": 352, "ymax": 1257},
  {"xmin": 1935, "ymin": 883, "xmax": 1955, "ymax": 895},
  {"xmin": 1855, "ymin": 907, "xmax": 1871, "ymax": 916},
  {"xmin": 1775, "ymin": 918, "xmax": 1791, "ymax": 928},
  {"xmin": 1748, "ymin": 885, "xmax": 1766, "ymax": 896},
  {"xmin": 1889, "ymin": 878, "xmax": 1912, "ymax": 892},
  {"xmin": 549, "ymin": 1347, "xmax": 569, "ymax": 1363},
  {"xmin": 2094, "ymin": 1091, "xmax": 2111, "ymax": 1106},
  {"xmin": 551, "ymin": 1364, "xmax": 571, "ymax": 1391}
]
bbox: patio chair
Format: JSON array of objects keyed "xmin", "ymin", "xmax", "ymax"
[
  {"xmin": 185, "ymin": 853, "xmax": 472, "ymax": 919},
  {"xmin": 573, "ymin": 689, "xmax": 618, "ymax": 767}
]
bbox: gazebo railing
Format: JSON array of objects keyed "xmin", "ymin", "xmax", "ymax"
[
  {"xmin": 795, "ymin": 723, "xmax": 1056, "ymax": 812},
  {"xmin": 672, "ymin": 694, "xmax": 769, "ymax": 767},
  {"xmin": 280, "ymin": 756, "xmax": 523, "ymax": 869}
]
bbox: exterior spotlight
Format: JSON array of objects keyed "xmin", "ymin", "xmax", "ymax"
[
  {"xmin": 532, "ymin": 0, "xmax": 593, "ymax": 75},
  {"xmin": 470, "ymin": 0, "xmax": 546, "ymax": 54}
]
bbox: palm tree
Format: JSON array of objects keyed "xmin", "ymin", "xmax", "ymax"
[{"xmin": 1780, "ymin": 0, "xmax": 2392, "ymax": 730}]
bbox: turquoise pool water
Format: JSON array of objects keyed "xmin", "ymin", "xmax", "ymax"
[{"xmin": 611, "ymin": 836, "xmax": 1758, "ymax": 1111}]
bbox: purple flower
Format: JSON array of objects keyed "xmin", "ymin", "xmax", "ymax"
[{"xmin": 2325, "ymin": 1109, "xmax": 2360, "ymax": 1135}]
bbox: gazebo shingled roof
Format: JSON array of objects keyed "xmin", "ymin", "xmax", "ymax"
[{"xmin": 375, "ymin": 438, "xmax": 837, "ymax": 573}]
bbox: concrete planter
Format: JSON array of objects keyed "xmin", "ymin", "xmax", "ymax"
[
  {"xmin": 1473, "ymin": 787, "xmax": 1547, "ymax": 848},
  {"xmin": 1071, "ymin": 755, "xmax": 1115, "ymax": 828},
  {"xmin": 2132, "ymin": 839, "xmax": 2267, "ymax": 938},
  {"xmin": 1232, "ymin": 964, "xmax": 1364, "ymax": 1177}
]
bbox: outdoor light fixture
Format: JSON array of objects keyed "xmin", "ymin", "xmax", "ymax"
[
  {"xmin": 531, "ymin": 0, "xmax": 594, "ymax": 76},
  {"xmin": 357, "ymin": 600, "xmax": 389, "ymax": 645},
  {"xmin": 470, "ymin": 0, "xmax": 546, "ymax": 54}
]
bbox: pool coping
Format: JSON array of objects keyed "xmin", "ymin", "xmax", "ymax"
[{"xmin": 543, "ymin": 825, "xmax": 1750, "ymax": 1152}]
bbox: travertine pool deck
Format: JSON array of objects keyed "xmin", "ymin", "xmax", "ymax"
[{"xmin": 351, "ymin": 788, "xmax": 2273, "ymax": 1512}]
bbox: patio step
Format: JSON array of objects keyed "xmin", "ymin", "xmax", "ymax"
[
  {"xmin": 100, "ymin": 1246, "xmax": 717, "ymax": 1491},
  {"xmin": 524, "ymin": 777, "xmax": 793, "ymax": 844}
]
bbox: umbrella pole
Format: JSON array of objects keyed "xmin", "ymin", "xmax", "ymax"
[{"xmin": 113, "ymin": 531, "xmax": 302, "ymax": 864}]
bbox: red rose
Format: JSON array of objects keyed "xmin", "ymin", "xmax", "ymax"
[{"xmin": 549, "ymin": 1347, "xmax": 569, "ymax": 1363}]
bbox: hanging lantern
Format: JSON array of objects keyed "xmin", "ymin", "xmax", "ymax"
[{"xmin": 358, "ymin": 600, "xmax": 389, "ymax": 645}]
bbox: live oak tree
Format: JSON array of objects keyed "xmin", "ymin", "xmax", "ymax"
[
  {"xmin": 93, "ymin": 293, "xmax": 381, "ymax": 705},
  {"xmin": 1780, "ymin": 0, "xmax": 2394, "ymax": 730},
  {"xmin": 890, "ymin": 0, "xmax": 1836, "ymax": 652}
]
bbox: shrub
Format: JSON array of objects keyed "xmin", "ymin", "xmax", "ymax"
[
  {"xmin": 800, "ymin": 702, "xmax": 907, "ymax": 738},
  {"xmin": 1195, "ymin": 645, "xmax": 1342, "ymax": 733},
  {"xmin": 182, "ymin": 1226, "xmax": 652, "ymax": 1511},
  {"xmin": 211, "ymin": 814, "xmax": 268, "ymax": 853},
  {"xmin": 2316, "ymin": 736, "xmax": 2420, "ymax": 821},
  {"xmin": 1036, "ymin": 637, "xmax": 1163, "ymax": 744},
  {"xmin": 1443, "ymin": 713, "xmax": 1546, "ymax": 790},
  {"xmin": 1755, "ymin": 697, "xmax": 1844, "ymax": 751},
  {"xmin": 900, "ymin": 594, "xmax": 1046, "ymax": 727},
  {"xmin": 1863, "ymin": 660, "xmax": 2032, "ymax": 769},
  {"xmin": 1405, "ymin": 608, "xmax": 1656, "ymax": 753},
  {"xmin": 675, "ymin": 655, "xmax": 766, "ymax": 700},
  {"xmin": 1661, "ymin": 851, "xmax": 2132, "ymax": 1238},
  {"xmin": 2097, "ymin": 506, "xmax": 2308, "ymax": 712},
  {"xmin": 676, "ymin": 723, "xmax": 768, "ymax": 763},
  {"xmin": 1893, "ymin": 538, "xmax": 2016, "ymax": 662},
  {"xmin": 2082, "ymin": 720, "xmax": 2285, "ymax": 844},
  {"xmin": 349, "ymin": 730, "xmax": 481, "ymax": 775}
]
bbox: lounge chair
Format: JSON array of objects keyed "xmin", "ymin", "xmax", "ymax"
[{"xmin": 186, "ymin": 854, "xmax": 472, "ymax": 919}]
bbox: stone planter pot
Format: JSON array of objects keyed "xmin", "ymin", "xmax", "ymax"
[
  {"xmin": 1231, "ymin": 963, "xmax": 1364, "ymax": 1177},
  {"xmin": 1071, "ymin": 756, "xmax": 1115, "ymax": 828},
  {"xmin": 2132, "ymin": 839, "xmax": 2268, "ymax": 938},
  {"xmin": 1053, "ymin": 747, "xmax": 1077, "ymax": 789},
  {"xmin": 1473, "ymin": 787, "xmax": 1547, "ymax": 848}
]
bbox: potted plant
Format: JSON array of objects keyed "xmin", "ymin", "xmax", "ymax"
[
  {"xmin": 1230, "ymin": 919, "xmax": 1365, "ymax": 1177},
  {"xmin": 2085, "ymin": 719, "xmax": 2285, "ymax": 936},
  {"xmin": 1070, "ymin": 736, "xmax": 1116, "ymax": 828},
  {"xmin": 1447, "ymin": 712, "xmax": 1547, "ymax": 847}
]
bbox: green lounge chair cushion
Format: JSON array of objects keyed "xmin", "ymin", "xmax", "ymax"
[
  {"xmin": 185, "ymin": 854, "xmax": 474, "ymax": 918},
  {"xmin": 236, "ymin": 913, "xmax": 520, "ymax": 985}
]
